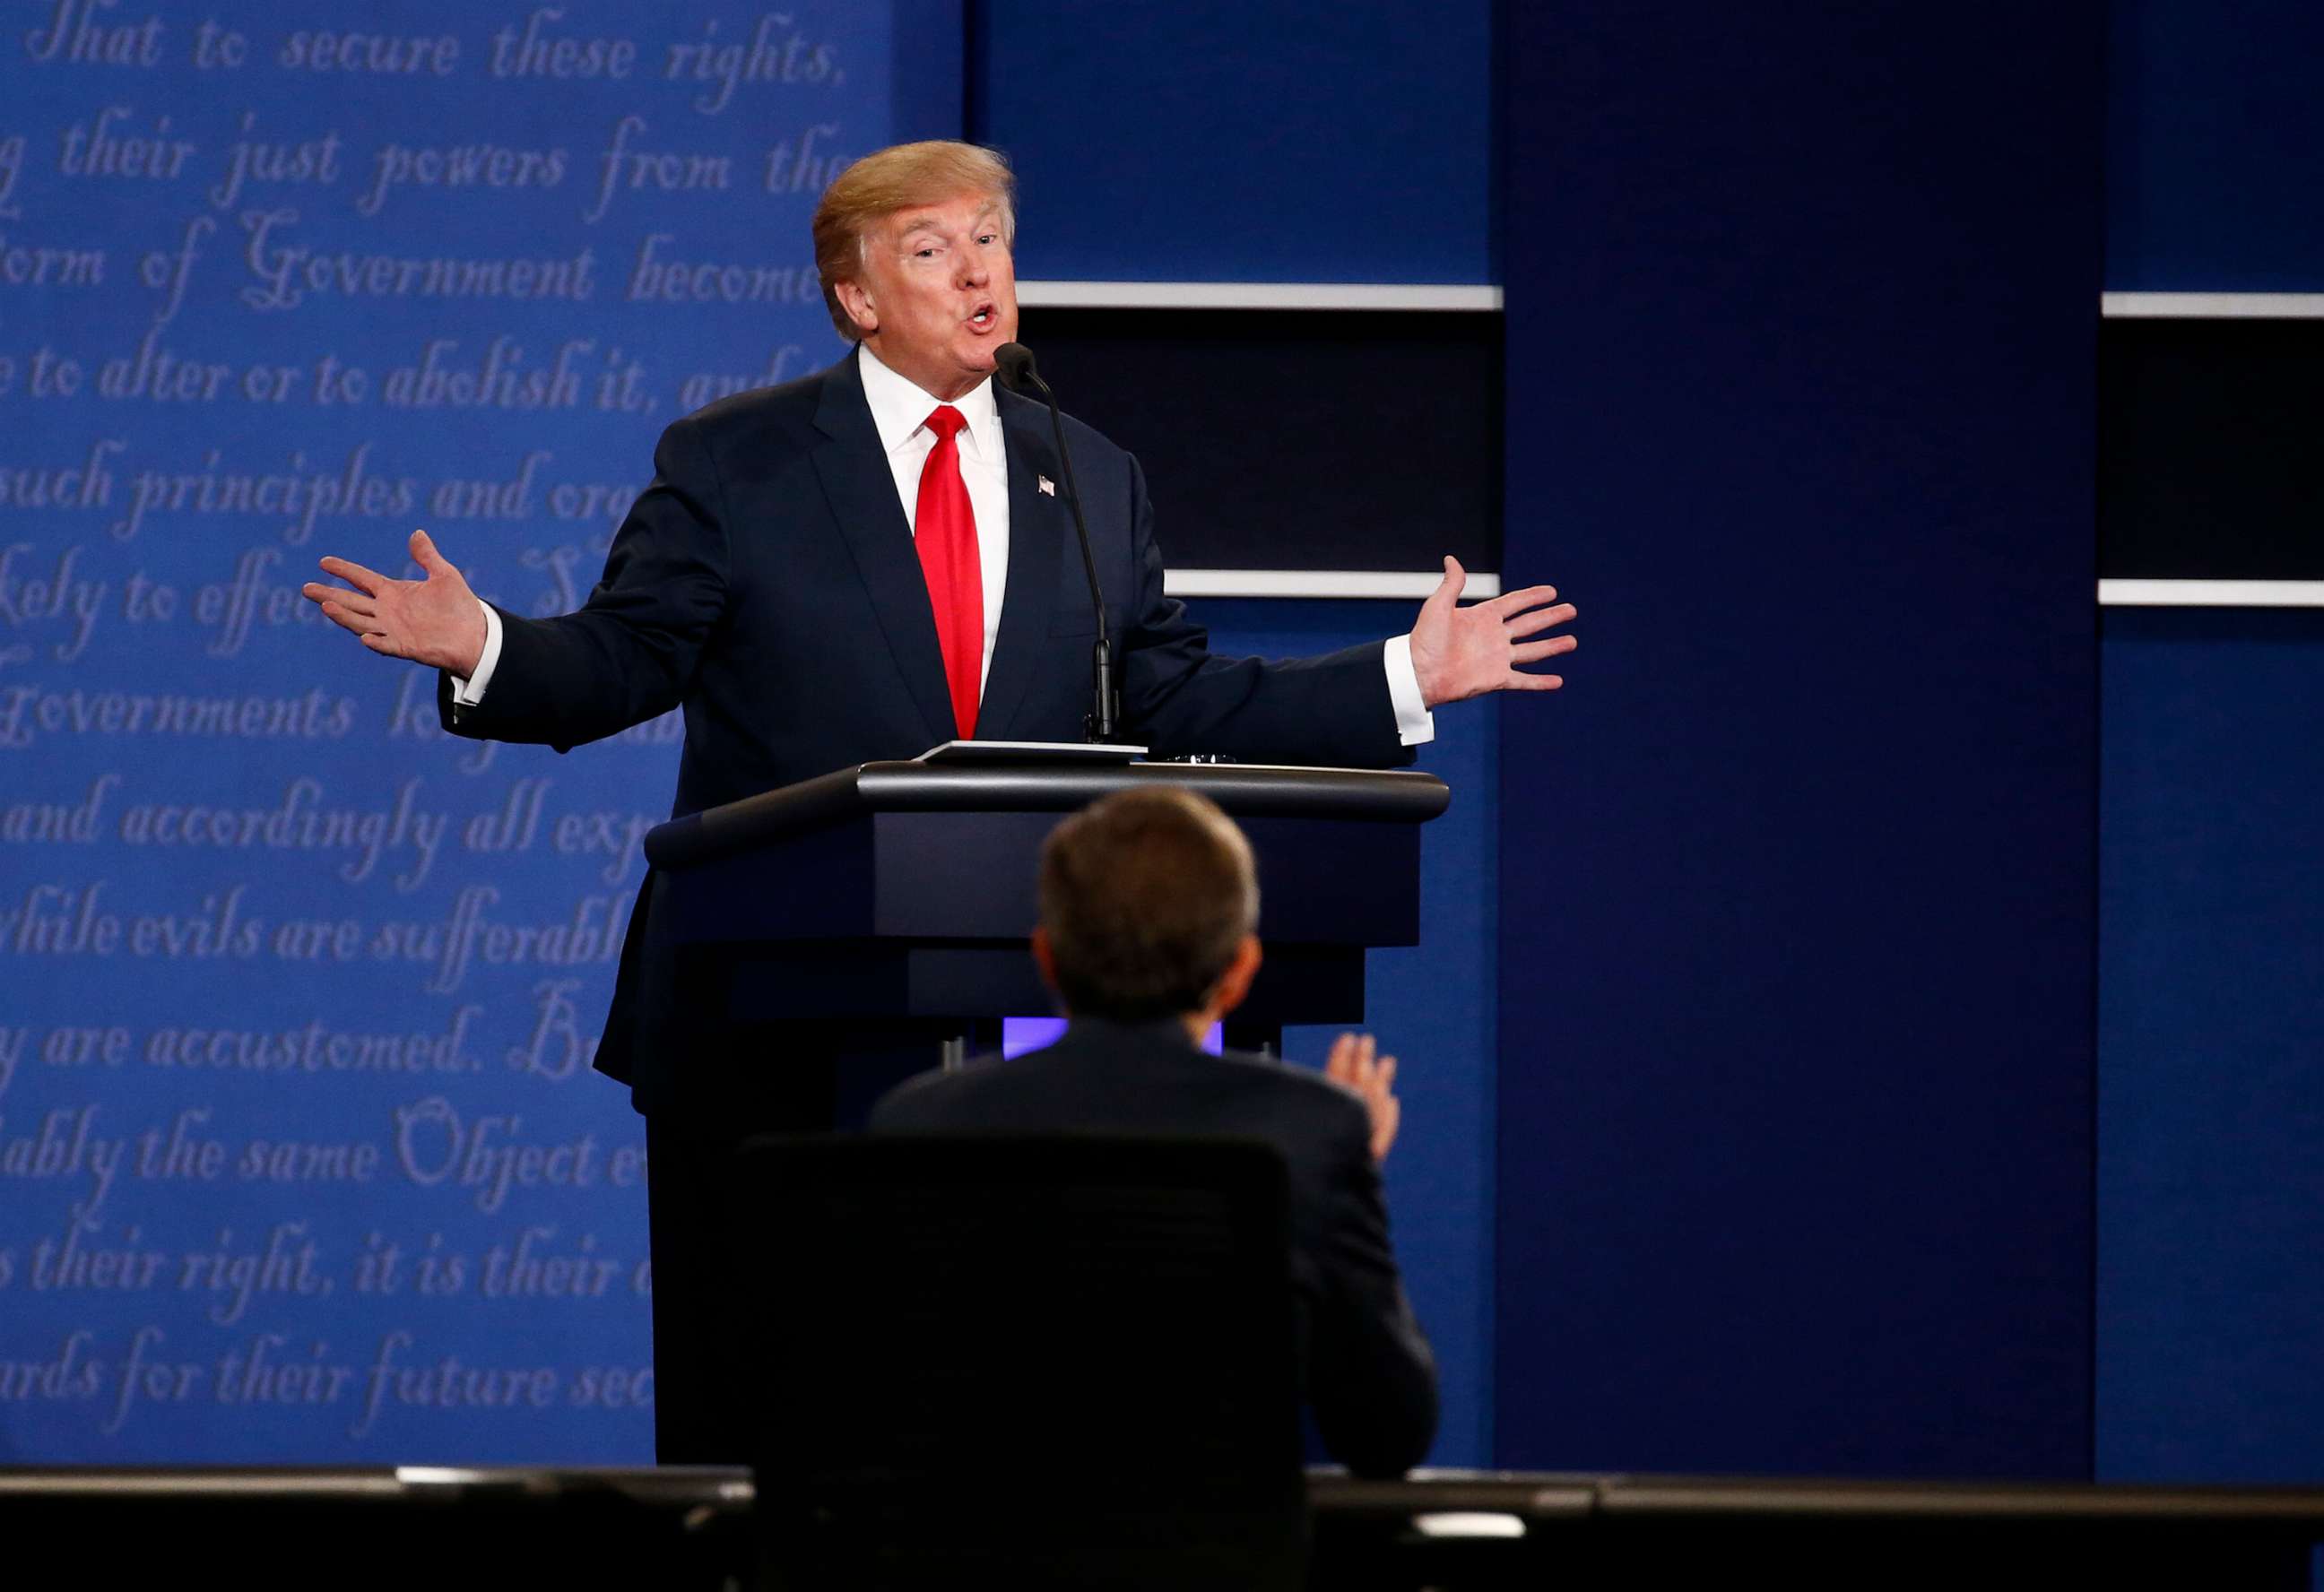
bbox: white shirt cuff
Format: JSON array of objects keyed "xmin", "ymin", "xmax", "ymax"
[
  {"xmin": 448, "ymin": 600, "xmax": 504, "ymax": 714},
  {"xmin": 1383, "ymin": 633, "xmax": 1435, "ymax": 747}
]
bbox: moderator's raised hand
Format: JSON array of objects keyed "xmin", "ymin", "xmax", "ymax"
[
  {"xmin": 1325, "ymin": 1032, "xmax": 1402, "ymax": 1164},
  {"xmin": 300, "ymin": 530, "xmax": 488, "ymax": 677},
  {"xmin": 1407, "ymin": 554, "xmax": 1577, "ymax": 707}
]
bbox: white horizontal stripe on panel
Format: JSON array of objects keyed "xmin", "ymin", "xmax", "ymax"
[
  {"xmin": 1017, "ymin": 281, "xmax": 1504, "ymax": 312},
  {"xmin": 2099, "ymin": 579, "xmax": 2324, "ymax": 607},
  {"xmin": 1165, "ymin": 569, "xmax": 1504, "ymax": 600},
  {"xmin": 2102, "ymin": 292, "xmax": 2324, "ymax": 319}
]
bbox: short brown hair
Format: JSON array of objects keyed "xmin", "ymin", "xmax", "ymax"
[
  {"xmin": 1038, "ymin": 787, "xmax": 1260, "ymax": 1023},
  {"xmin": 811, "ymin": 140, "xmax": 1017, "ymax": 341}
]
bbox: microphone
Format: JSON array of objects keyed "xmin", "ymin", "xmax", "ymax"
[{"xmin": 995, "ymin": 341, "xmax": 1118, "ymax": 743}]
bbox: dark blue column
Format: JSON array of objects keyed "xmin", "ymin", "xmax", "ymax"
[{"xmin": 1495, "ymin": 4, "xmax": 2101, "ymax": 1475}]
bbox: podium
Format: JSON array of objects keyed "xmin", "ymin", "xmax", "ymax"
[
  {"xmin": 641, "ymin": 759, "xmax": 1450, "ymax": 1056},
  {"xmin": 635, "ymin": 757, "xmax": 1449, "ymax": 1460}
]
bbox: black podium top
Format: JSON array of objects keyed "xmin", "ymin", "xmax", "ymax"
[{"xmin": 644, "ymin": 761, "xmax": 1450, "ymax": 871}]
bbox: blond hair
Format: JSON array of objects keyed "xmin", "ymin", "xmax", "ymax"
[{"xmin": 812, "ymin": 141, "xmax": 1017, "ymax": 341}]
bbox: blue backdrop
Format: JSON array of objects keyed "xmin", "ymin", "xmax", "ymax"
[{"xmin": 1, "ymin": 1, "xmax": 898, "ymax": 1462}]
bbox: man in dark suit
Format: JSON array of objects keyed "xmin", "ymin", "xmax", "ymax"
[
  {"xmin": 301, "ymin": 141, "xmax": 1562, "ymax": 1458},
  {"xmin": 872, "ymin": 784, "xmax": 1437, "ymax": 1476}
]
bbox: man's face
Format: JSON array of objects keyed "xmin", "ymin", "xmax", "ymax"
[{"xmin": 839, "ymin": 191, "xmax": 1019, "ymax": 401}]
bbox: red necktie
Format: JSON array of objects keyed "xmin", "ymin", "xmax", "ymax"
[{"xmin": 915, "ymin": 405, "xmax": 983, "ymax": 738}]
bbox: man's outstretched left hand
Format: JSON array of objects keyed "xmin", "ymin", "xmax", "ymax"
[{"xmin": 1408, "ymin": 555, "xmax": 1576, "ymax": 707}]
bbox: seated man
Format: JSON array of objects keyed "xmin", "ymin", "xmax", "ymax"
[{"xmin": 871, "ymin": 785, "xmax": 1437, "ymax": 1477}]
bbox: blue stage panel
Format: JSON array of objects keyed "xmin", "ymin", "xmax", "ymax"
[
  {"xmin": 2107, "ymin": 0, "xmax": 2324, "ymax": 290},
  {"xmin": 1495, "ymin": 3, "xmax": 2100, "ymax": 1476},
  {"xmin": 971, "ymin": 1, "xmax": 1496, "ymax": 284},
  {"xmin": 2099, "ymin": 608, "xmax": 2324, "ymax": 1483}
]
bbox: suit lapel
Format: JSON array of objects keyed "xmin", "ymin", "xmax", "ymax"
[
  {"xmin": 977, "ymin": 385, "xmax": 1071, "ymax": 740},
  {"xmin": 811, "ymin": 350, "xmax": 955, "ymax": 747}
]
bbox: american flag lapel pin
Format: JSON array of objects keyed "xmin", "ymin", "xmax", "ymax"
[{"xmin": 1037, "ymin": 475, "xmax": 1055, "ymax": 497}]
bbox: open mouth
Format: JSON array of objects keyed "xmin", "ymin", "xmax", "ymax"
[{"xmin": 967, "ymin": 301, "xmax": 997, "ymax": 333}]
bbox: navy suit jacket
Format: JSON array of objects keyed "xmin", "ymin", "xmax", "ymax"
[
  {"xmin": 870, "ymin": 1018, "xmax": 1439, "ymax": 1478},
  {"xmin": 441, "ymin": 351, "xmax": 1415, "ymax": 1104}
]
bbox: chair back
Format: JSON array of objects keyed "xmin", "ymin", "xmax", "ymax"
[{"xmin": 732, "ymin": 1132, "xmax": 1308, "ymax": 1590}]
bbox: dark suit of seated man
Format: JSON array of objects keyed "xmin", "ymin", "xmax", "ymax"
[{"xmin": 871, "ymin": 785, "xmax": 1437, "ymax": 1477}]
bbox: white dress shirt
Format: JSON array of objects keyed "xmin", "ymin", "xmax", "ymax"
[{"xmin": 453, "ymin": 343, "xmax": 1434, "ymax": 746}]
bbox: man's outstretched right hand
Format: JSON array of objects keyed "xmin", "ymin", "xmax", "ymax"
[{"xmin": 301, "ymin": 529, "xmax": 488, "ymax": 678}]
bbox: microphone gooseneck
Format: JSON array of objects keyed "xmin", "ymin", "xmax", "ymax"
[{"xmin": 995, "ymin": 341, "xmax": 1117, "ymax": 742}]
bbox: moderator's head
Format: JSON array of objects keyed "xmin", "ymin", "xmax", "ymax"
[
  {"xmin": 813, "ymin": 141, "xmax": 1019, "ymax": 394},
  {"xmin": 1037, "ymin": 786, "xmax": 1261, "ymax": 1025}
]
